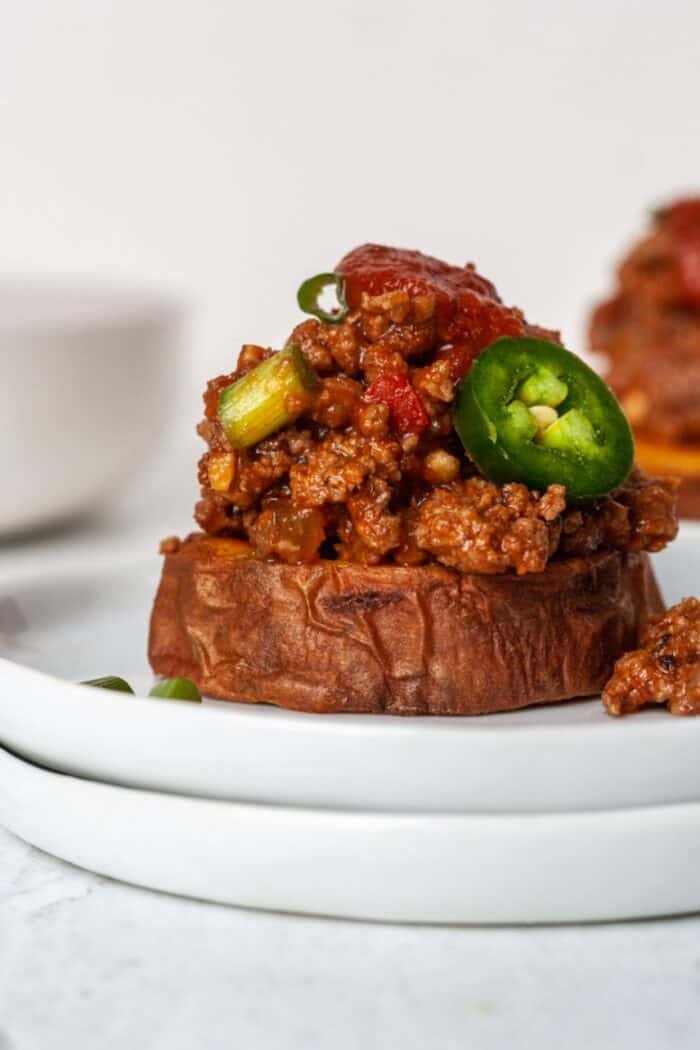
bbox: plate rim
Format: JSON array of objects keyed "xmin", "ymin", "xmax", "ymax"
[
  {"xmin": 2, "ymin": 535, "xmax": 700, "ymax": 818},
  {"xmin": 3, "ymin": 539, "xmax": 700, "ymax": 743},
  {"xmin": 3, "ymin": 742, "xmax": 700, "ymax": 924}
]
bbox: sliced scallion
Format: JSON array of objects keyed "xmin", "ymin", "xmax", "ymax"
[
  {"xmin": 149, "ymin": 677, "xmax": 202, "ymax": 702},
  {"xmin": 81, "ymin": 676, "xmax": 134, "ymax": 694},
  {"xmin": 296, "ymin": 272, "xmax": 348, "ymax": 324},
  {"xmin": 218, "ymin": 345, "xmax": 319, "ymax": 448}
]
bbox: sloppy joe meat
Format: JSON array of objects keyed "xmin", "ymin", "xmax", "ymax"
[
  {"xmin": 603, "ymin": 598, "xmax": 700, "ymax": 716},
  {"xmin": 195, "ymin": 244, "xmax": 678, "ymax": 572},
  {"xmin": 590, "ymin": 199, "xmax": 700, "ymax": 442}
]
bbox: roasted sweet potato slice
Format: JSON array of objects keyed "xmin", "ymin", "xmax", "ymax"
[{"xmin": 148, "ymin": 535, "xmax": 663, "ymax": 716}]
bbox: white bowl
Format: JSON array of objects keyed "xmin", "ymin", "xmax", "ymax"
[{"xmin": 0, "ymin": 280, "xmax": 183, "ymax": 535}]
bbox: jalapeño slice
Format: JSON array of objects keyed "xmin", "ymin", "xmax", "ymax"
[{"xmin": 454, "ymin": 337, "xmax": 634, "ymax": 501}]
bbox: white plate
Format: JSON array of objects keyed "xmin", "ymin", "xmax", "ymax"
[
  {"xmin": 2, "ymin": 743, "xmax": 700, "ymax": 923},
  {"xmin": 0, "ymin": 527, "xmax": 699, "ymax": 814}
]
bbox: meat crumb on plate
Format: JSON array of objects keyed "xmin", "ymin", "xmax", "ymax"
[{"xmin": 603, "ymin": 597, "xmax": 700, "ymax": 715}]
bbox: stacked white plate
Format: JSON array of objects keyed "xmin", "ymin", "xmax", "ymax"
[{"xmin": 1, "ymin": 526, "xmax": 699, "ymax": 923}]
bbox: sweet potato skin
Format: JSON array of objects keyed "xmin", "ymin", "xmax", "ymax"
[{"xmin": 148, "ymin": 534, "xmax": 664, "ymax": 715}]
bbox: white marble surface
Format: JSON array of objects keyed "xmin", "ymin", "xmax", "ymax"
[
  {"xmin": 2, "ymin": 514, "xmax": 700, "ymax": 1049},
  {"xmin": 1, "ymin": 824, "xmax": 700, "ymax": 1050}
]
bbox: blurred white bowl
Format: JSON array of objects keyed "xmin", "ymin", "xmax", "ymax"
[{"xmin": 0, "ymin": 280, "xmax": 183, "ymax": 536}]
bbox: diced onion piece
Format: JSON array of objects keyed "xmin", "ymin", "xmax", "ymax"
[
  {"xmin": 208, "ymin": 452, "xmax": 236, "ymax": 492},
  {"xmin": 424, "ymin": 449, "xmax": 461, "ymax": 483}
]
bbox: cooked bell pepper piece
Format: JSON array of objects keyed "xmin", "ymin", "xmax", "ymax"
[
  {"xmin": 297, "ymin": 272, "xmax": 349, "ymax": 324},
  {"xmin": 218, "ymin": 345, "xmax": 319, "ymax": 449},
  {"xmin": 454, "ymin": 337, "xmax": 634, "ymax": 500},
  {"xmin": 365, "ymin": 371, "xmax": 429, "ymax": 435}
]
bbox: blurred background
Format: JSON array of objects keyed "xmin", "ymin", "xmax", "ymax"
[{"xmin": 1, "ymin": 0, "xmax": 698, "ymax": 539}]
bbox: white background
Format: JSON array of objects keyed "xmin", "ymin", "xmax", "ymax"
[{"xmin": 1, "ymin": 0, "xmax": 698, "ymax": 405}]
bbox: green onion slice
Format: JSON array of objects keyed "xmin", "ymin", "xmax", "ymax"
[
  {"xmin": 218, "ymin": 345, "xmax": 319, "ymax": 449},
  {"xmin": 81, "ymin": 676, "xmax": 134, "ymax": 694},
  {"xmin": 149, "ymin": 677, "xmax": 202, "ymax": 702},
  {"xmin": 297, "ymin": 272, "xmax": 349, "ymax": 324}
]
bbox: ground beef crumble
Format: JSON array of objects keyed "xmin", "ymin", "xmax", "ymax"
[
  {"xmin": 561, "ymin": 469, "xmax": 679, "ymax": 557},
  {"xmin": 413, "ymin": 479, "xmax": 566, "ymax": 575},
  {"xmin": 194, "ymin": 245, "xmax": 679, "ymax": 572},
  {"xmin": 603, "ymin": 598, "xmax": 700, "ymax": 715}
]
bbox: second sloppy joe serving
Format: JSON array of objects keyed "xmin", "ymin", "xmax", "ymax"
[
  {"xmin": 149, "ymin": 244, "xmax": 679, "ymax": 715},
  {"xmin": 590, "ymin": 199, "xmax": 700, "ymax": 516}
]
